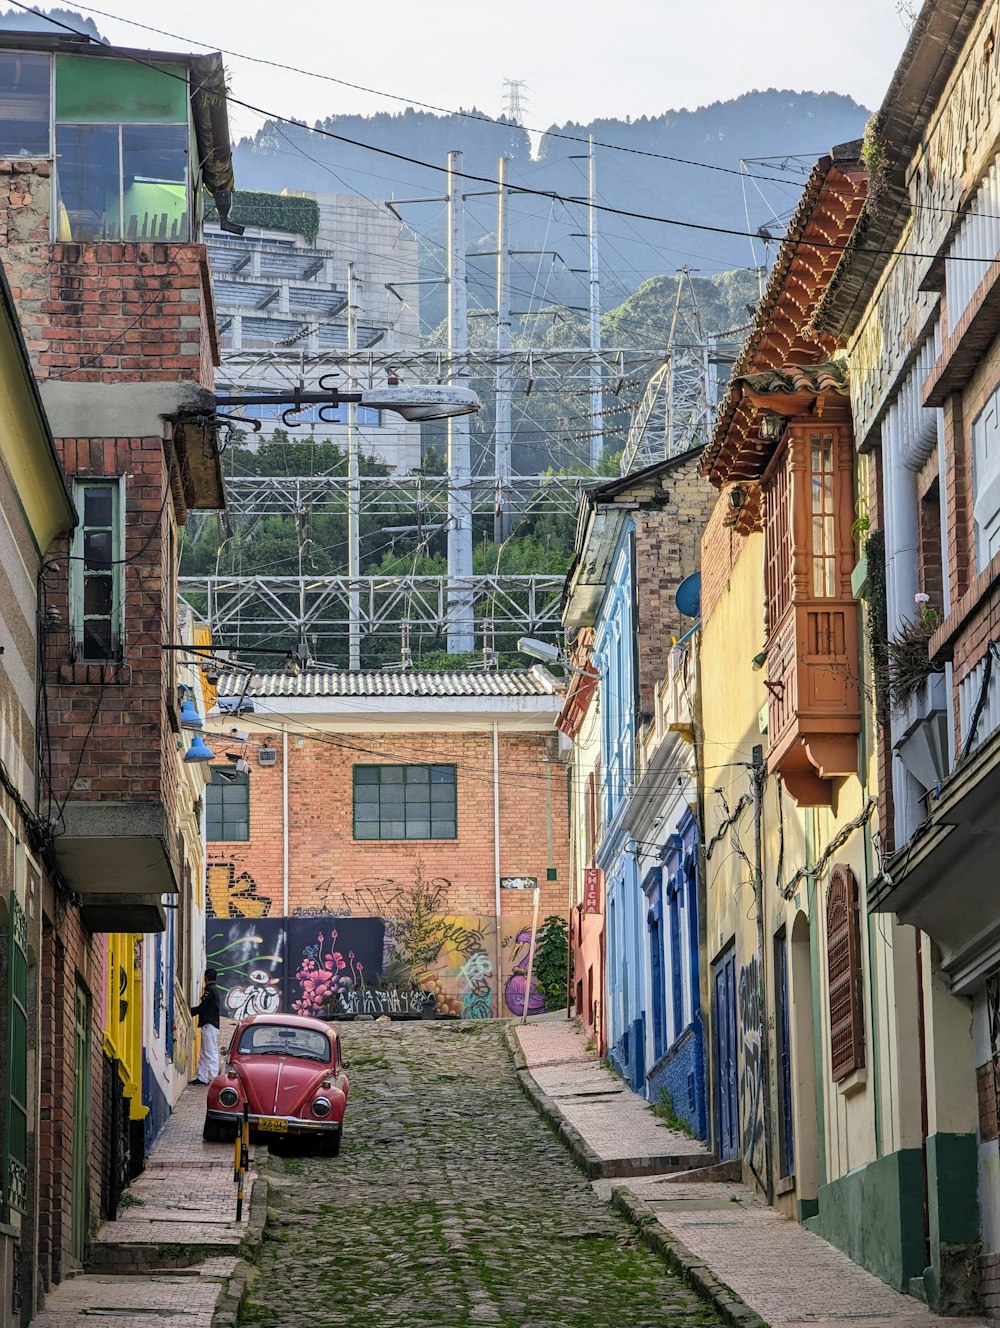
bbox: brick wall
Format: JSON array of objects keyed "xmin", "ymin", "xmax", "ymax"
[
  {"xmin": 207, "ymin": 729, "xmax": 568, "ymax": 923},
  {"xmin": 632, "ymin": 457, "xmax": 716, "ymax": 719}
]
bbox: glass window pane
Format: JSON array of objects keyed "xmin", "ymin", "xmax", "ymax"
[
  {"xmin": 83, "ymin": 487, "xmax": 113, "ymax": 527},
  {"xmin": 381, "ymin": 767, "xmax": 404, "ymax": 784},
  {"xmin": 56, "ymin": 54, "xmax": 187, "ymax": 123},
  {"xmin": 431, "ymin": 819, "xmax": 456, "ymax": 839},
  {"xmin": 354, "ymin": 803, "xmax": 378, "ymax": 822},
  {"xmin": 431, "ymin": 765, "xmax": 453, "ymax": 783},
  {"xmin": 405, "ymin": 821, "xmax": 430, "ymax": 839},
  {"xmin": 405, "ymin": 766, "xmax": 429, "ymax": 783},
  {"xmin": 227, "ymin": 821, "xmax": 248, "ymax": 842},
  {"xmin": 380, "ymin": 785, "xmax": 404, "ymax": 805},
  {"xmin": 56, "ymin": 123, "xmax": 121, "ymax": 241},
  {"xmin": 355, "ymin": 822, "xmax": 378, "ymax": 840},
  {"xmin": 83, "ymin": 576, "xmax": 113, "ymax": 616},
  {"xmin": 407, "ymin": 786, "xmax": 430, "ymax": 806},
  {"xmin": 84, "ymin": 531, "xmax": 113, "ymax": 569},
  {"xmin": 123, "ymin": 124, "xmax": 189, "ymax": 242},
  {"xmin": 381, "ymin": 820, "xmax": 405, "ymax": 839},
  {"xmin": 0, "ymin": 53, "xmax": 51, "ymax": 157},
  {"xmin": 354, "ymin": 767, "xmax": 379, "ymax": 784},
  {"xmin": 431, "ymin": 784, "xmax": 455, "ymax": 805},
  {"xmin": 82, "ymin": 619, "xmax": 113, "ymax": 659}
]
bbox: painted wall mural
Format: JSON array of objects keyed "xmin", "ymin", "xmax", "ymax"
[
  {"xmin": 205, "ymin": 860, "xmax": 544, "ymax": 1019},
  {"xmin": 738, "ymin": 953, "xmax": 767, "ymax": 1188}
]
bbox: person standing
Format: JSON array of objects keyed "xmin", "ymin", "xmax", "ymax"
[{"xmin": 191, "ymin": 967, "xmax": 221, "ymax": 1084}]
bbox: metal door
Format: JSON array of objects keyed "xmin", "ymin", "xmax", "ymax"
[
  {"xmin": 712, "ymin": 946, "xmax": 739, "ymax": 1162},
  {"xmin": 71, "ymin": 985, "xmax": 91, "ymax": 1262}
]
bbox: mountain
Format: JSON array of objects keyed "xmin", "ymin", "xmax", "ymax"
[{"xmin": 234, "ymin": 90, "xmax": 871, "ymax": 333}]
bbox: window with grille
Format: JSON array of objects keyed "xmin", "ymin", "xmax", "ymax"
[
  {"xmin": 826, "ymin": 864, "xmax": 865, "ymax": 1081},
  {"xmin": 206, "ymin": 769, "xmax": 249, "ymax": 842},
  {"xmin": 71, "ymin": 480, "xmax": 124, "ymax": 661},
  {"xmin": 353, "ymin": 764, "xmax": 457, "ymax": 840}
]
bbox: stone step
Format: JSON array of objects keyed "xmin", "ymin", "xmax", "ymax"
[
  {"xmin": 596, "ymin": 1151, "xmax": 715, "ymax": 1180},
  {"xmin": 657, "ymin": 1157, "xmax": 742, "ymax": 1184}
]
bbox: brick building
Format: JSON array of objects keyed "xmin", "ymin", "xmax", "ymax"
[
  {"xmin": 0, "ymin": 29, "xmax": 232, "ymax": 1318},
  {"xmin": 202, "ymin": 668, "xmax": 569, "ymax": 1020}
]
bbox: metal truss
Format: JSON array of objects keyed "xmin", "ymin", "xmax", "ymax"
[
  {"xmin": 202, "ymin": 472, "xmax": 594, "ymax": 521},
  {"xmin": 178, "ymin": 574, "xmax": 566, "ymax": 648},
  {"xmin": 219, "ymin": 345, "xmax": 659, "ymax": 394}
]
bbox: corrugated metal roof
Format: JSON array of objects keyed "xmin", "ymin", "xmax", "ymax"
[{"xmin": 217, "ymin": 668, "xmax": 557, "ymax": 699}]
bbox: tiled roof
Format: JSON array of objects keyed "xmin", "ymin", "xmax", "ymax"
[
  {"xmin": 732, "ymin": 360, "xmax": 849, "ymax": 397},
  {"xmin": 217, "ymin": 668, "xmax": 557, "ymax": 700}
]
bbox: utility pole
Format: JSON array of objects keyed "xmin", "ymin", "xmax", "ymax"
[
  {"xmin": 587, "ymin": 135, "xmax": 604, "ymax": 471},
  {"xmin": 495, "ymin": 156, "xmax": 512, "ymax": 542},
  {"xmin": 347, "ymin": 261, "xmax": 361, "ymax": 670},
  {"xmin": 447, "ymin": 150, "xmax": 475, "ymax": 653}
]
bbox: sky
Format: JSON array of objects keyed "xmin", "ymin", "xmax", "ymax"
[{"xmin": 21, "ymin": 1, "xmax": 913, "ymax": 148}]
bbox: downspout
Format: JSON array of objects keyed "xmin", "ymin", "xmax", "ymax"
[
  {"xmin": 493, "ymin": 722, "xmax": 502, "ymax": 1017},
  {"xmin": 751, "ymin": 743, "xmax": 775, "ymax": 1204},
  {"xmin": 915, "ymin": 930, "xmax": 932, "ymax": 1271},
  {"xmin": 282, "ymin": 728, "xmax": 289, "ymax": 918}
]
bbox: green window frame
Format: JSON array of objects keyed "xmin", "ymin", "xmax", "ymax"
[
  {"xmin": 4, "ymin": 891, "xmax": 29, "ymax": 1214},
  {"xmin": 70, "ymin": 479, "xmax": 124, "ymax": 662},
  {"xmin": 206, "ymin": 769, "xmax": 250, "ymax": 843},
  {"xmin": 353, "ymin": 764, "xmax": 457, "ymax": 841}
]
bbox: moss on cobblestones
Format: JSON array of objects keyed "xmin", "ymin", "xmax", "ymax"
[{"xmin": 239, "ymin": 1023, "xmax": 723, "ymax": 1328}]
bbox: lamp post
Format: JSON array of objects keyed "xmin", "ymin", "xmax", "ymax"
[{"xmin": 213, "ymin": 383, "xmax": 480, "ymax": 669}]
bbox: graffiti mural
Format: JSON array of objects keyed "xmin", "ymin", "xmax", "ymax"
[
  {"xmin": 207, "ymin": 862, "xmax": 272, "ymax": 918},
  {"xmin": 738, "ymin": 953, "xmax": 766, "ymax": 1188},
  {"xmin": 205, "ymin": 857, "xmax": 546, "ymax": 1019}
]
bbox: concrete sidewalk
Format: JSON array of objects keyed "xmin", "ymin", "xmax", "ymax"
[
  {"xmin": 29, "ymin": 1083, "xmax": 265, "ymax": 1328},
  {"xmin": 513, "ymin": 1017, "xmax": 987, "ymax": 1328}
]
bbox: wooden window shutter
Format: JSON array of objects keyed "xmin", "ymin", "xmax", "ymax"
[
  {"xmin": 586, "ymin": 770, "xmax": 596, "ymax": 864},
  {"xmin": 827, "ymin": 864, "xmax": 865, "ymax": 1081}
]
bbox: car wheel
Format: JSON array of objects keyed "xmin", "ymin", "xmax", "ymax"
[
  {"xmin": 203, "ymin": 1116, "xmax": 235, "ymax": 1143},
  {"xmin": 319, "ymin": 1130, "xmax": 342, "ymax": 1157}
]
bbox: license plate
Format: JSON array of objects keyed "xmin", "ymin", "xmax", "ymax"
[{"xmin": 256, "ymin": 1117, "xmax": 288, "ymax": 1134}]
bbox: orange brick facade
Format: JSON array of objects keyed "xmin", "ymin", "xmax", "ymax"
[{"xmin": 205, "ymin": 726, "xmax": 570, "ymax": 1019}]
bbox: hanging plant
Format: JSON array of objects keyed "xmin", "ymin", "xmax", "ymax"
[{"xmin": 885, "ymin": 597, "xmax": 944, "ymax": 710}]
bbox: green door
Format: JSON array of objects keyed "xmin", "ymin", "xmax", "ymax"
[{"xmin": 71, "ymin": 985, "xmax": 91, "ymax": 1262}]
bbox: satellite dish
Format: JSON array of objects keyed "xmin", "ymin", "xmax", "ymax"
[{"xmin": 675, "ymin": 572, "xmax": 701, "ymax": 619}]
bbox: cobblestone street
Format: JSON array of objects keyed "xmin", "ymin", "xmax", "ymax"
[{"xmin": 242, "ymin": 1021, "xmax": 722, "ymax": 1328}]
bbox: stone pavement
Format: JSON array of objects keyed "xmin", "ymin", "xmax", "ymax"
[
  {"xmin": 515, "ymin": 1017, "xmax": 989, "ymax": 1328},
  {"xmin": 29, "ymin": 1075, "xmax": 264, "ymax": 1328},
  {"xmin": 241, "ymin": 1020, "xmax": 724, "ymax": 1328}
]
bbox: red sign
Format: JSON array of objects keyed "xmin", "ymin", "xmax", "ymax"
[{"xmin": 583, "ymin": 867, "xmax": 602, "ymax": 913}]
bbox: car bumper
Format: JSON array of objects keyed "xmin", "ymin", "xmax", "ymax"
[{"xmin": 206, "ymin": 1109, "xmax": 342, "ymax": 1135}]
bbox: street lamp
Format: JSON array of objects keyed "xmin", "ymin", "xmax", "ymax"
[{"xmin": 213, "ymin": 381, "xmax": 481, "ymax": 672}]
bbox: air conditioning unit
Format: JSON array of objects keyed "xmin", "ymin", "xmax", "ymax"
[{"xmin": 258, "ymin": 747, "xmax": 277, "ymax": 767}]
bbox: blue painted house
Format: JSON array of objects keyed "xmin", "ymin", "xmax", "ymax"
[{"xmin": 561, "ymin": 454, "xmax": 714, "ymax": 1122}]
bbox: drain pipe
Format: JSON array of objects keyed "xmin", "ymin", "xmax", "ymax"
[
  {"xmin": 282, "ymin": 728, "xmax": 290, "ymax": 917},
  {"xmin": 493, "ymin": 723, "xmax": 502, "ymax": 1017}
]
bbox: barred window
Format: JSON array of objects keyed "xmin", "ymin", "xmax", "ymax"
[{"xmin": 353, "ymin": 764, "xmax": 456, "ymax": 841}]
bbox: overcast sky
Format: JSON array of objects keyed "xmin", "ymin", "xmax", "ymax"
[{"xmin": 33, "ymin": 1, "xmax": 911, "ymax": 148}]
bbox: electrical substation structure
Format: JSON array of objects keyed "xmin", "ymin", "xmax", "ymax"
[{"xmin": 185, "ymin": 154, "xmax": 735, "ymax": 666}]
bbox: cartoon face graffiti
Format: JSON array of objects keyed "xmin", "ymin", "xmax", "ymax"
[{"xmin": 224, "ymin": 968, "xmax": 282, "ymax": 1020}]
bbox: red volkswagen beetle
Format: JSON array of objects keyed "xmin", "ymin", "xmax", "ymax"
[{"xmin": 203, "ymin": 1013, "xmax": 349, "ymax": 1155}]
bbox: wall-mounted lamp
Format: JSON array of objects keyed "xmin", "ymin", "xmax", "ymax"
[
  {"xmin": 729, "ymin": 485, "xmax": 748, "ymax": 513},
  {"xmin": 178, "ymin": 685, "xmax": 203, "ymax": 730},
  {"xmin": 751, "ymin": 651, "xmax": 767, "ymax": 671},
  {"xmin": 183, "ymin": 732, "xmax": 215, "ymax": 763},
  {"xmin": 759, "ymin": 413, "xmax": 785, "ymax": 442}
]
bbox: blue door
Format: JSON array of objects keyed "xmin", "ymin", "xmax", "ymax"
[{"xmin": 713, "ymin": 946, "xmax": 739, "ymax": 1162}]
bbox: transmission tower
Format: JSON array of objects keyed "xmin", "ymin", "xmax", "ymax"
[
  {"xmin": 621, "ymin": 267, "xmax": 717, "ymax": 474},
  {"xmin": 501, "ymin": 79, "xmax": 528, "ymax": 125}
]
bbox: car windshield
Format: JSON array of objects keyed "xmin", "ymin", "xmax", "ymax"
[{"xmin": 238, "ymin": 1025, "xmax": 330, "ymax": 1062}]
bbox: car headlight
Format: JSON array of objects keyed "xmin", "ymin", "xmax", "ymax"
[
  {"xmin": 311, "ymin": 1097, "xmax": 332, "ymax": 1118},
  {"xmin": 219, "ymin": 1086, "xmax": 240, "ymax": 1108}
]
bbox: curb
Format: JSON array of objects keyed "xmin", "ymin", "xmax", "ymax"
[
  {"xmin": 505, "ymin": 1028, "xmax": 767, "ymax": 1328},
  {"xmin": 212, "ymin": 1173, "xmax": 269, "ymax": 1328},
  {"xmin": 610, "ymin": 1187, "xmax": 767, "ymax": 1328}
]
